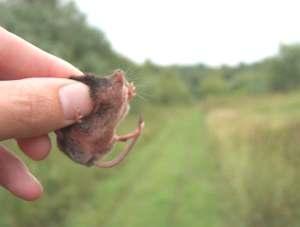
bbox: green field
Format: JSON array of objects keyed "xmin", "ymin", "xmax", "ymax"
[
  {"xmin": 2, "ymin": 1, "xmax": 300, "ymax": 227},
  {"xmin": 0, "ymin": 105, "xmax": 219, "ymax": 227},
  {"xmin": 2, "ymin": 92, "xmax": 300, "ymax": 227}
]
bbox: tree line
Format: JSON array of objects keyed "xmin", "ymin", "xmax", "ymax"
[{"xmin": 1, "ymin": 0, "xmax": 300, "ymax": 105}]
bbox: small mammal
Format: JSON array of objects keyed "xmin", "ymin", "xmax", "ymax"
[{"xmin": 55, "ymin": 70, "xmax": 144, "ymax": 168}]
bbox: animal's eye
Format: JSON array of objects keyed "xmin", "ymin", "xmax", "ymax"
[{"xmin": 78, "ymin": 122, "xmax": 90, "ymax": 131}]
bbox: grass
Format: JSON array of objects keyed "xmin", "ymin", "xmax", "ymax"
[
  {"xmin": 0, "ymin": 105, "xmax": 219, "ymax": 227},
  {"xmin": 205, "ymin": 92, "xmax": 300, "ymax": 227},
  {"xmin": 2, "ymin": 92, "xmax": 300, "ymax": 227},
  {"xmin": 63, "ymin": 106, "xmax": 219, "ymax": 227}
]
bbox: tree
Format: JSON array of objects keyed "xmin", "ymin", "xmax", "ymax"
[
  {"xmin": 270, "ymin": 44, "xmax": 300, "ymax": 91},
  {"xmin": 198, "ymin": 70, "xmax": 229, "ymax": 97},
  {"xmin": 152, "ymin": 69, "xmax": 192, "ymax": 104}
]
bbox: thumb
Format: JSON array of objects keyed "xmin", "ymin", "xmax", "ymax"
[{"xmin": 0, "ymin": 77, "xmax": 92, "ymax": 140}]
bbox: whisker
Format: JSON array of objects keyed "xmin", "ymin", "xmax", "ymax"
[
  {"xmin": 135, "ymin": 83, "xmax": 152, "ymax": 88},
  {"xmin": 136, "ymin": 94, "xmax": 148, "ymax": 101},
  {"xmin": 123, "ymin": 66, "xmax": 140, "ymax": 81},
  {"xmin": 137, "ymin": 90, "xmax": 152, "ymax": 100}
]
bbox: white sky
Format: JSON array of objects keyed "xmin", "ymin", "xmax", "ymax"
[{"xmin": 74, "ymin": 0, "xmax": 300, "ymax": 66}]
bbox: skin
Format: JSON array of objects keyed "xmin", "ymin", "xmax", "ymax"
[
  {"xmin": 56, "ymin": 71, "xmax": 144, "ymax": 168},
  {"xmin": 0, "ymin": 27, "xmax": 93, "ymax": 201}
]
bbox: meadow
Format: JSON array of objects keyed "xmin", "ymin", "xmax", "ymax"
[
  {"xmin": 1, "ymin": 2, "xmax": 300, "ymax": 226},
  {"xmin": 1, "ymin": 92, "xmax": 300, "ymax": 227},
  {"xmin": 205, "ymin": 92, "xmax": 300, "ymax": 227}
]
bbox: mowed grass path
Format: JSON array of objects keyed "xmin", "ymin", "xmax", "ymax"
[{"xmin": 66, "ymin": 107, "xmax": 219, "ymax": 227}]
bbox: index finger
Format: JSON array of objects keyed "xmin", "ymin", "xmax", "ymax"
[{"xmin": 0, "ymin": 26, "xmax": 82, "ymax": 79}]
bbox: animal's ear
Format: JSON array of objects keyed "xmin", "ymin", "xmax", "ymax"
[{"xmin": 111, "ymin": 69, "xmax": 125, "ymax": 84}]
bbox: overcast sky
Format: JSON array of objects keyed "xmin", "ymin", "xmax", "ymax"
[{"xmin": 74, "ymin": 0, "xmax": 300, "ymax": 66}]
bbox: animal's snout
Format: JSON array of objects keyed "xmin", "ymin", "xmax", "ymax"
[{"xmin": 127, "ymin": 82, "xmax": 136, "ymax": 100}]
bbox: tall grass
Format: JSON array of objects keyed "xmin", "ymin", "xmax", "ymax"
[{"xmin": 205, "ymin": 94, "xmax": 300, "ymax": 227}]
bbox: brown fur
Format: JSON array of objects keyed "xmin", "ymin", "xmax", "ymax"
[{"xmin": 55, "ymin": 70, "xmax": 144, "ymax": 167}]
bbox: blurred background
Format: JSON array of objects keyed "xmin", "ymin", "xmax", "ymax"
[{"xmin": 1, "ymin": 0, "xmax": 300, "ymax": 226}]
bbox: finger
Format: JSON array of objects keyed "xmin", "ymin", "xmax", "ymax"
[
  {"xmin": 0, "ymin": 77, "xmax": 93, "ymax": 140},
  {"xmin": 0, "ymin": 26, "xmax": 82, "ymax": 79},
  {"xmin": 17, "ymin": 135, "xmax": 51, "ymax": 161},
  {"xmin": 0, "ymin": 146, "xmax": 43, "ymax": 201}
]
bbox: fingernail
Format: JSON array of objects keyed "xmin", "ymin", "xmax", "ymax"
[{"xmin": 59, "ymin": 82, "xmax": 92, "ymax": 122}]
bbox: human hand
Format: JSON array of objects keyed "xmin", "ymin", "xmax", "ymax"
[{"xmin": 0, "ymin": 27, "xmax": 93, "ymax": 201}]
